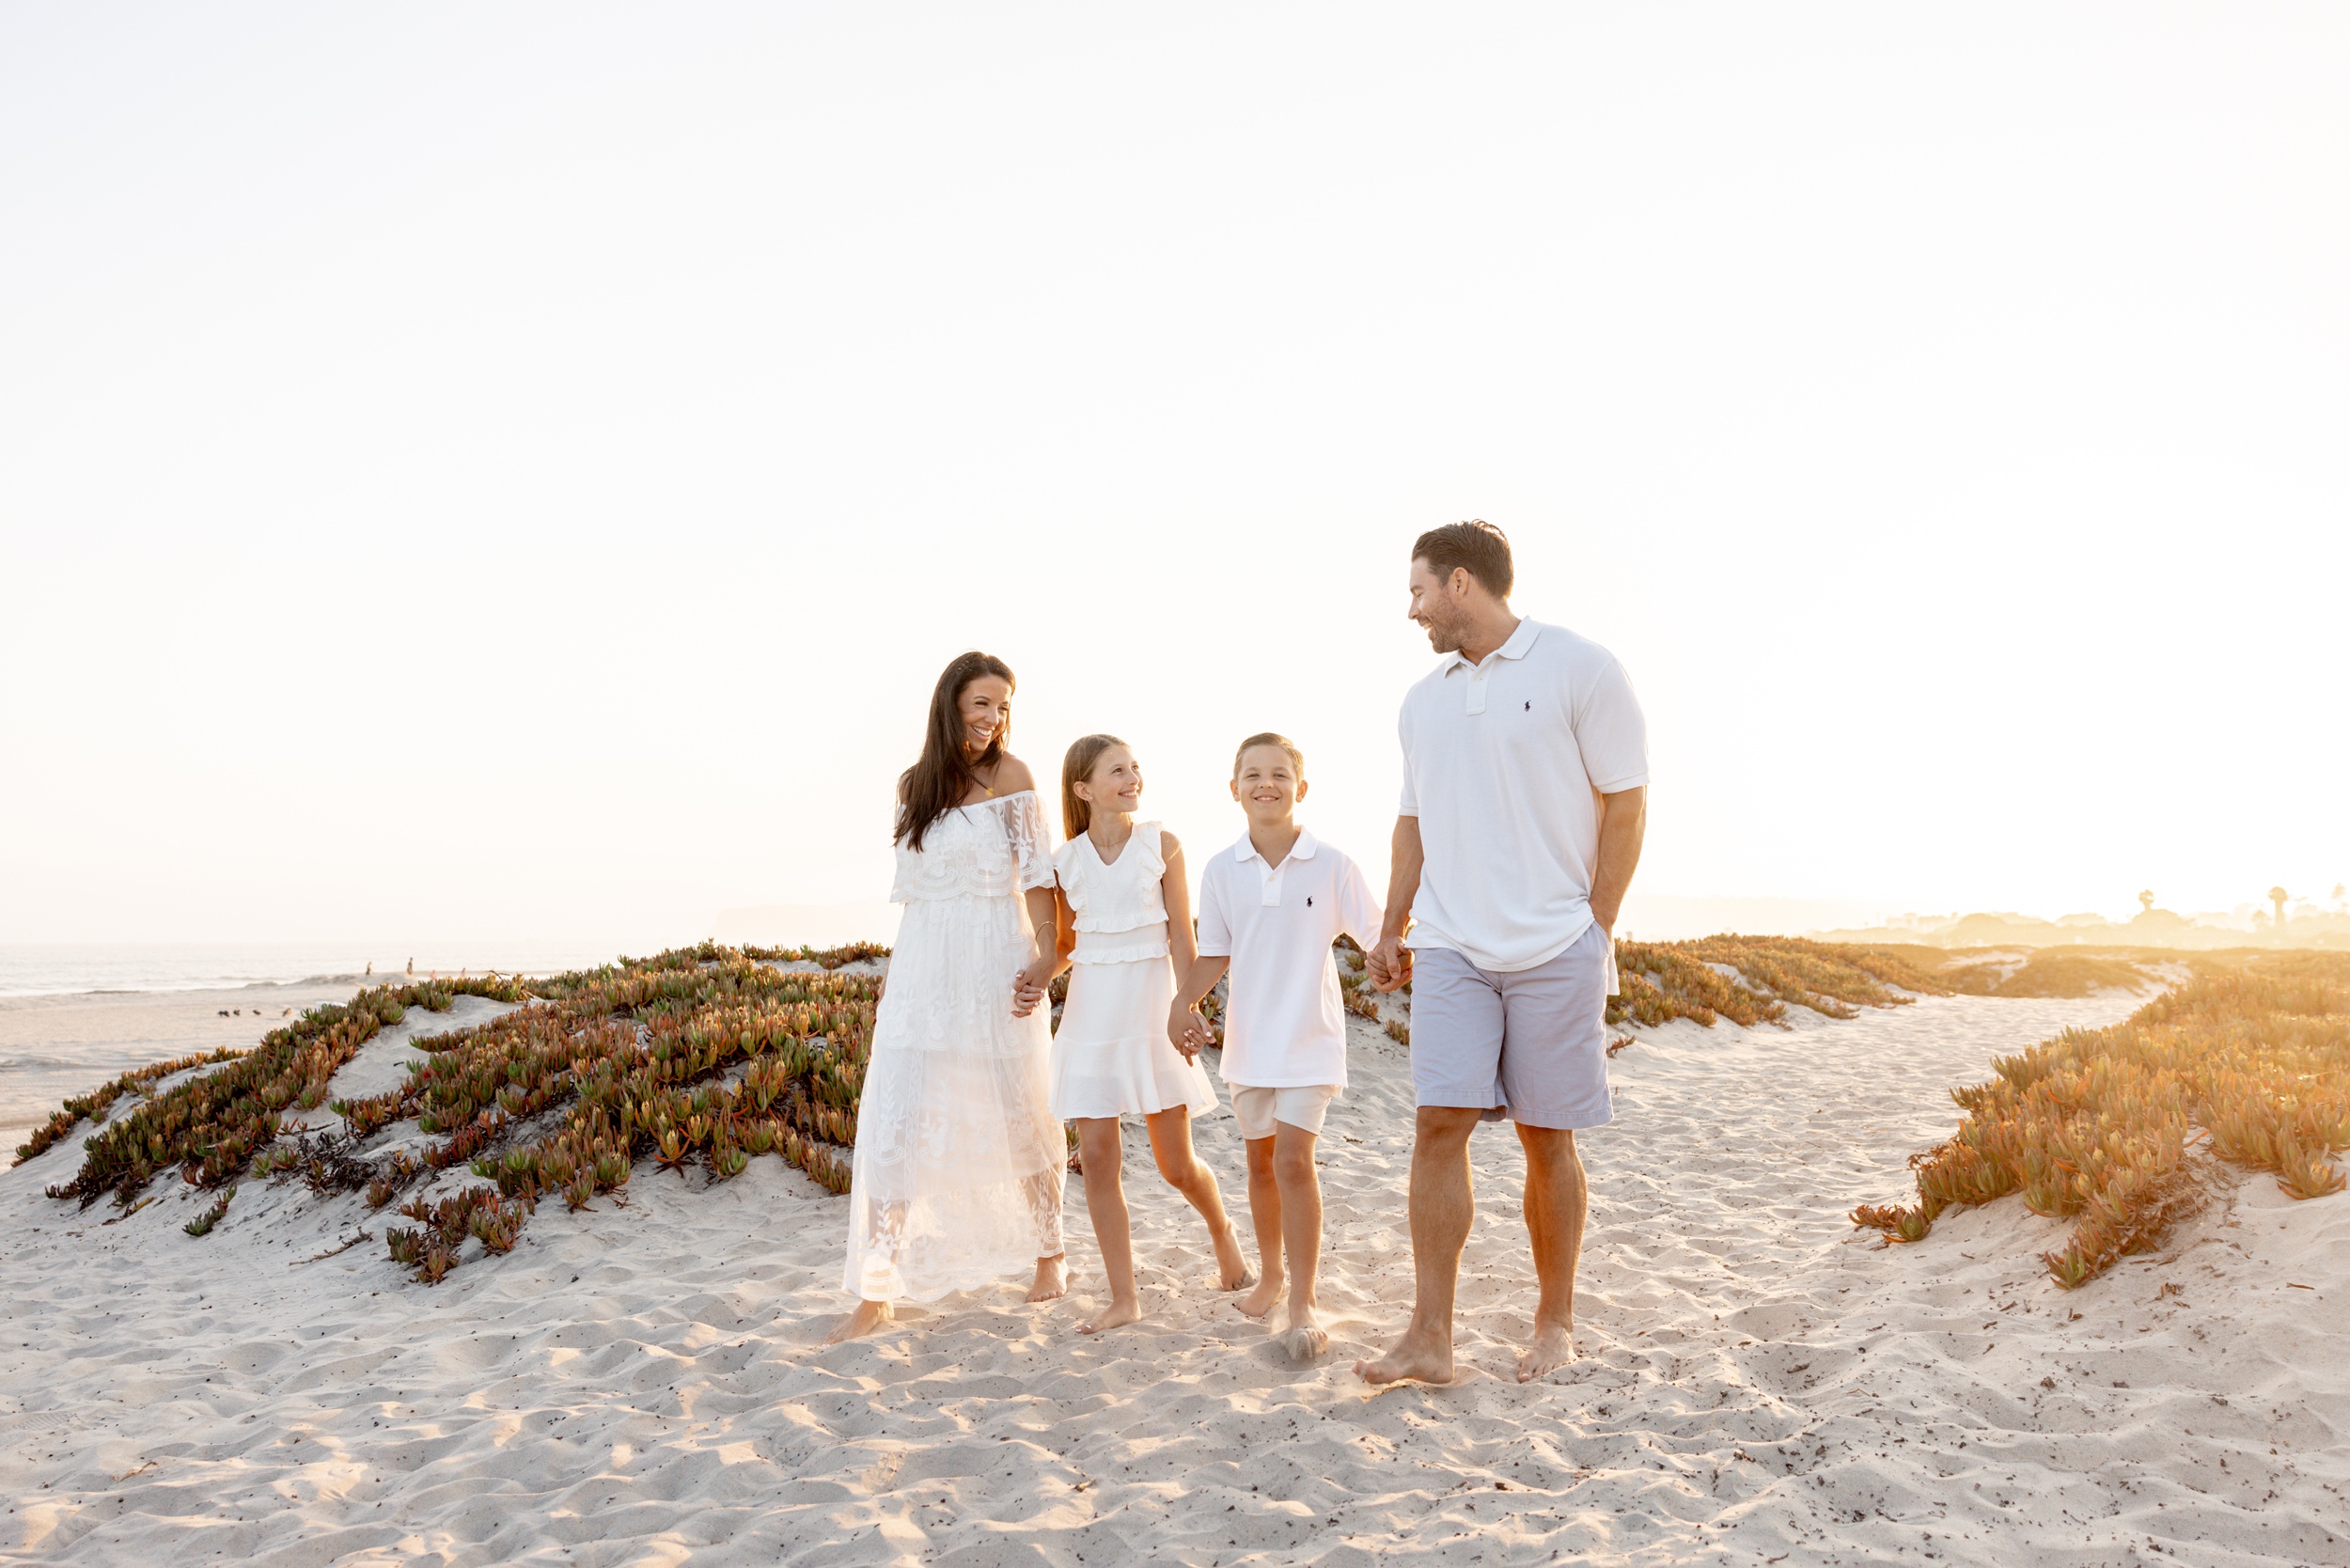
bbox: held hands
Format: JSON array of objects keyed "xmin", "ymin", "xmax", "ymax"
[
  {"xmin": 1011, "ymin": 948, "xmax": 1055, "ymax": 1017},
  {"xmin": 1366, "ymin": 933, "xmax": 1414, "ymax": 993},
  {"xmin": 1167, "ymin": 1002, "xmax": 1214, "ymax": 1062}
]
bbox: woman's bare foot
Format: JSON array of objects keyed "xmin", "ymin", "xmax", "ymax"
[
  {"xmin": 1514, "ymin": 1322, "xmax": 1574, "ymax": 1382},
  {"xmin": 1211, "ymin": 1224, "xmax": 1256, "ymax": 1292},
  {"xmin": 1079, "ymin": 1296, "xmax": 1145, "ymax": 1335},
  {"xmin": 1236, "ymin": 1272, "xmax": 1284, "ymax": 1319},
  {"xmin": 1353, "ymin": 1325, "xmax": 1454, "ymax": 1387},
  {"xmin": 1027, "ymin": 1255, "xmax": 1069, "ymax": 1303},
  {"xmin": 1281, "ymin": 1304, "xmax": 1329, "ymax": 1362},
  {"xmin": 822, "ymin": 1299, "xmax": 892, "ymax": 1345}
]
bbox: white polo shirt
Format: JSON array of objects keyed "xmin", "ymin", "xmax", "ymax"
[
  {"xmin": 1196, "ymin": 828, "xmax": 1383, "ymax": 1090},
  {"xmin": 1399, "ymin": 617, "xmax": 1648, "ymax": 973}
]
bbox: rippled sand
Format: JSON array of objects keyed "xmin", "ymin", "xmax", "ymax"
[{"xmin": 4, "ymin": 990, "xmax": 2344, "ymax": 1565}]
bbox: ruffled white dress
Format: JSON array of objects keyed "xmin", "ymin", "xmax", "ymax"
[
  {"xmin": 1049, "ymin": 823, "xmax": 1220, "ymax": 1121},
  {"xmin": 842, "ymin": 791, "xmax": 1066, "ymax": 1304}
]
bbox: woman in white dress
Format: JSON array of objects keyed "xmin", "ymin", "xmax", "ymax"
[
  {"xmin": 826, "ymin": 651, "xmax": 1068, "ymax": 1344},
  {"xmin": 1042, "ymin": 734, "xmax": 1252, "ymax": 1334}
]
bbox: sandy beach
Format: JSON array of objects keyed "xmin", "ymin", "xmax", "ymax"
[{"xmin": 3, "ymin": 982, "xmax": 2342, "ymax": 1566}]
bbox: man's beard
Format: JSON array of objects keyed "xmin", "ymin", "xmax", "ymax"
[{"xmin": 1422, "ymin": 615, "xmax": 1465, "ymax": 653}]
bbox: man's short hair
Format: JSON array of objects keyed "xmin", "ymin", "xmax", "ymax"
[
  {"xmin": 1411, "ymin": 520, "xmax": 1513, "ymax": 599},
  {"xmin": 1232, "ymin": 731, "xmax": 1305, "ymax": 779}
]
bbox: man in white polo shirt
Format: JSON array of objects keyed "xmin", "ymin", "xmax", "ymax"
[{"xmin": 1355, "ymin": 520, "xmax": 1649, "ymax": 1388}]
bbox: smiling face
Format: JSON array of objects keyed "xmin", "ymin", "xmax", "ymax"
[
  {"xmin": 1230, "ymin": 743, "xmax": 1306, "ymax": 826},
  {"xmin": 1406, "ymin": 557, "xmax": 1475, "ymax": 654},
  {"xmin": 955, "ymin": 675, "xmax": 1012, "ymax": 760},
  {"xmin": 1073, "ymin": 744, "xmax": 1143, "ymax": 820}
]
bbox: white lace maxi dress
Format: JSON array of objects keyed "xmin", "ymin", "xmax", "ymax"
[
  {"xmin": 1049, "ymin": 823, "xmax": 1220, "ymax": 1121},
  {"xmin": 842, "ymin": 791, "xmax": 1066, "ymax": 1303}
]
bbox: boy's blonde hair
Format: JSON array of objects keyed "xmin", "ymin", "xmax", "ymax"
[{"xmin": 1231, "ymin": 731, "xmax": 1305, "ymax": 779}]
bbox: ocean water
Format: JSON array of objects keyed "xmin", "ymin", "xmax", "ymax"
[{"xmin": 0, "ymin": 944, "xmax": 653, "ymax": 1000}]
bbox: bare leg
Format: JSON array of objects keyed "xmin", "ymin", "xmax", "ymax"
[
  {"xmin": 1354, "ymin": 1105, "xmax": 1481, "ymax": 1387},
  {"xmin": 823, "ymin": 1298, "xmax": 892, "ymax": 1344},
  {"xmin": 1514, "ymin": 1123, "xmax": 1586, "ymax": 1381},
  {"xmin": 1028, "ymin": 1253, "xmax": 1068, "ymax": 1302},
  {"xmin": 1024, "ymin": 1153, "xmax": 1068, "ymax": 1302},
  {"xmin": 1077, "ymin": 1118, "xmax": 1142, "ymax": 1334},
  {"xmin": 1236, "ymin": 1136, "xmax": 1284, "ymax": 1318},
  {"xmin": 1272, "ymin": 1123, "xmax": 1327, "ymax": 1360},
  {"xmin": 1145, "ymin": 1105, "xmax": 1254, "ymax": 1291}
]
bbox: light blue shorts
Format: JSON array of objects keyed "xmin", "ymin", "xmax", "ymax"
[{"xmin": 1407, "ymin": 923, "xmax": 1613, "ymax": 1131}]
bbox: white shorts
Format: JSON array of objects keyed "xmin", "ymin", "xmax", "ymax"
[{"xmin": 1229, "ymin": 1083, "xmax": 1340, "ymax": 1140}]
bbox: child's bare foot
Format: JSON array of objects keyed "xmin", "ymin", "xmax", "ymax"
[
  {"xmin": 1281, "ymin": 1304, "xmax": 1329, "ymax": 1362},
  {"xmin": 822, "ymin": 1299, "xmax": 892, "ymax": 1345},
  {"xmin": 1027, "ymin": 1255, "xmax": 1069, "ymax": 1303},
  {"xmin": 1514, "ymin": 1322, "xmax": 1574, "ymax": 1382},
  {"xmin": 1353, "ymin": 1325, "xmax": 1454, "ymax": 1387},
  {"xmin": 1211, "ymin": 1224, "xmax": 1255, "ymax": 1292},
  {"xmin": 1236, "ymin": 1273, "xmax": 1284, "ymax": 1319},
  {"xmin": 1079, "ymin": 1296, "xmax": 1145, "ymax": 1335}
]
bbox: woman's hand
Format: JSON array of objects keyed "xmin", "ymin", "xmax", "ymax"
[{"xmin": 1010, "ymin": 948, "xmax": 1056, "ymax": 1017}]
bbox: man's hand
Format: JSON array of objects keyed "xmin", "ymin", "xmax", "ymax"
[
  {"xmin": 1367, "ymin": 933, "xmax": 1414, "ymax": 993},
  {"xmin": 1011, "ymin": 949, "xmax": 1055, "ymax": 1017}
]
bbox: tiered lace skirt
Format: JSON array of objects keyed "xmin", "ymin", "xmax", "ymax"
[{"xmin": 841, "ymin": 892, "xmax": 1065, "ymax": 1303}]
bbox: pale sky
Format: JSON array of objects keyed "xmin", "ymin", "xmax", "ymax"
[{"xmin": 3, "ymin": 6, "xmax": 2343, "ymax": 949}]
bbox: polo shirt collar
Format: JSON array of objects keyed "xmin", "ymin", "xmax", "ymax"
[
  {"xmin": 1440, "ymin": 617, "xmax": 1540, "ymax": 675},
  {"xmin": 1231, "ymin": 827, "xmax": 1318, "ymax": 865}
]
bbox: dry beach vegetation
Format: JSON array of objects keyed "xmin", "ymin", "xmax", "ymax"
[{"xmin": 1853, "ymin": 952, "xmax": 2350, "ymax": 1287}]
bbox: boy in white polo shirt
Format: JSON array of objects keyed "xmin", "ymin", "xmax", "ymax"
[{"xmin": 1170, "ymin": 732, "xmax": 1381, "ymax": 1361}]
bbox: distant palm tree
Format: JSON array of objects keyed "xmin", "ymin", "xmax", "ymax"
[
  {"xmin": 2270, "ymin": 886, "xmax": 2290, "ymax": 937},
  {"xmin": 2138, "ymin": 889, "xmax": 2155, "ymax": 916}
]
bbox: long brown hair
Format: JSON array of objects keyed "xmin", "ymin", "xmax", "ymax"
[
  {"xmin": 1060, "ymin": 733, "xmax": 1127, "ymax": 841},
  {"xmin": 895, "ymin": 651, "xmax": 1016, "ymax": 851}
]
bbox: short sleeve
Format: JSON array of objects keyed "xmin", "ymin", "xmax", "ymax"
[
  {"xmin": 1196, "ymin": 858, "xmax": 1232, "ymax": 958},
  {"xmin": 1574, "ymin": 657, "xmax": 1650, "ymax": 794},
  {"xmin": 1007, "ymin": 792, "xmax": 1058, "ymax": 891},
  {"xmin": 1396, "ymin": 697, "xmax": 1419, "ymax": 817},
  {"xmin": 1334, "ymin": 857, "xmax": 1384, "ymax": 949}
]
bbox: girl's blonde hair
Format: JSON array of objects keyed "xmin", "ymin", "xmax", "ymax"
[{"xmin": 1060, "ymin": 733, "xmax": 1128, "ymax": 839}]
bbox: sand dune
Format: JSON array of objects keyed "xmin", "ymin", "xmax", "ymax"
[
  {"xmin": 0, "ymin": 980, "xmax": 391, "ymax": 1142},
  {"xmin": 3, "ymin": 990, "xmax": 2344, "ymax": 1564}
]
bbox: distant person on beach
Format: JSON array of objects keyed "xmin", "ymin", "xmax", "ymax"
[
  {"xmin": 1356, "ymin": 522, "xmax": 1649, "ymax": 1387},
  {"xmin": 826, "ymin": 651, "xmax": 1069, "ymax": 1344},
  {"xmin": 1173, "ymin": 732, "xmax": 1382, "ymax": 1361},
  {"xmin": 1022, "ymin": 734, "xmax": 1251, "ymax": 1335}
]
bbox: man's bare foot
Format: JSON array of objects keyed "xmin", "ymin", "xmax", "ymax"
[
  {"xmin": 1027, "ymin": 1255, "xmax": 1069, "ymax": 1303},
  {"xmin": 822, "ymin": 1299, "xmax": 892, "ymax": 1345},
  {"xmin": 1079, "ymin": 1296, "xmax": 1145, "ymax": 1335},
  {"xmin": 1353, "ymin": 1326, "xmax": 1454, "ymax": 1387},
  {"xmin": 1236, "ymin": 1272, "xmax": 1284, "ymax": 1319},
  {"xmin": 1211, "ymin": 1224, "xmax": 1256, "ymax": 1292},
  {"xmin": 1515, "ymin": 1322, "xmax": 1574, "ymax": 1383},
  {"xmin": 1281, "ymin": 1305, "xmax": 1329, "ymax": 1362}
]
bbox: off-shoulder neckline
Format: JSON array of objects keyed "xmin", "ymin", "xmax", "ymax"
[{"xmin": 959, "ymin": 788, "xmax": 1037, "ymax": 808}]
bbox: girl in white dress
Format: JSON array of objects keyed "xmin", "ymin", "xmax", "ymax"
[
  {"xmin": 1042, "ymin": 733, "xmax": 1252, "ymax": 1334},
  {"xmin": 826, "ymin": 652, "xmax": 1068, "ymax": 1345}
]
